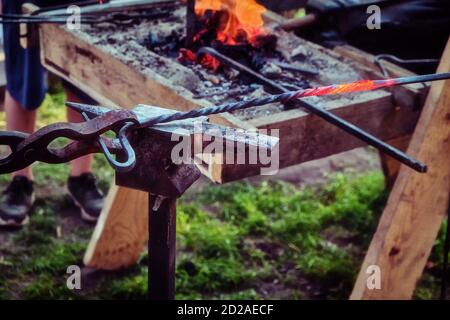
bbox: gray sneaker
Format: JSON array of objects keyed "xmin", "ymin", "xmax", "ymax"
[
  {"xmin": 67, "ymin": 173, "xmax": 104, "ymax": 222},
  {"xmin": 0, "ymin": 176, "xmax": 35, "ymax": 227}
]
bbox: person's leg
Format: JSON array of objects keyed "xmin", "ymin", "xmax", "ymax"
[
  {"xmin": 5, "ymin": 90, "xmax": 36, "ymax": 179},
  {"xmin": 0, "ymin": 91, "xmax": 36, "ymax": 226},
  {"xmin": 65, "ymin": 89, "xmax": 93, "ymax": 176},
  {"xmin": 64, "ymin": 87, "xmax": 103, "ymax": 222},
  {"xmin": 0, "ymin": 0, "xmax": 45, "ymax": 227}
]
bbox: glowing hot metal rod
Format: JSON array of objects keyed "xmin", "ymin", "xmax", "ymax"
[{"xmin": 68, "ymin": 72, "xmax": 450, "ymax": 173}]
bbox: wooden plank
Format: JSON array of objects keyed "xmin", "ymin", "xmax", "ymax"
[
  {"xmin": 39, "ymin": 25, "xmax": 199, "ymax": 110},
  {"xmin": 379, "ymin": 135, "xmax": 412, "ymax": 188},
  {"xmin": 83, "ymin": 185, "xmax": 149, "ymax": 270},
  {"xmin": 350, "ymin": 38, "xmax": 450, "ymax": 300},
  {"xmin": 335, "ymin": 45, "xmax": 417, "ymax": 78}
]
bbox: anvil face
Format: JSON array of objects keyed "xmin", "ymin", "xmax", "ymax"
[
  {"xmin": 67, "ymin": 103, "xmax": 279, "ymax": 151},
  {"xmin": 67, "ymin": 102, "xmax": 205, "ymax": 129},
  {"xmin": 69, "ymin": 103, "xmax": 280, "ymax": 190}
]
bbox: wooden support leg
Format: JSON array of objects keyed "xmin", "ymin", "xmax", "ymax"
[
  {"xmin": 379, "ymin": 135, "xmax": 412, "ymax": 188},
  {"xmin": 148, "ymin": 195, "xmax": 176, "ymax": 300},
  {"xmin": 351, "ymin": 38, "xmax": 450, "ymax": 299},
  {"xmin": 84, "ymin": 185, "xmax": 149, "ymax": 270}
]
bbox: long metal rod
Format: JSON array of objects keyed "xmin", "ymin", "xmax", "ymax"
[
  {"xmin": 133, "ymin": 73, "xmax": 448, "ymax": 125},
  {"xmin": 68, "ymin": 72, "xmax": 450, "ymax": 127},
  {"xmin": 0, "ymin": 11, "xmax": 170, "ymax": 25},
  {"xmin": 0, "ymin": 0, "xmax": 178, "ymax": 24},
  {"xmin": 195, "ymin": 47, "xmax": 435, "ymax": 173},
  {"xmin": 374, "ymin": 54, "xmax": 440, "ymax": 77},
  {"xmin": 67, "ymin": 71, "xmax": 450, "ymax": 172},
  {"xmin": 35, "ymin": 0, "xmax": 178, "ymax": 16},
  {"xmin": 31, "ymin": 0, "xmax": 108, "ymax": 16}
]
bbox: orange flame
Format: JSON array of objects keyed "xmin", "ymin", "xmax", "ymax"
[{"xmin": 195, "ymin": 0, "xmax": 267, "ymax": 45}]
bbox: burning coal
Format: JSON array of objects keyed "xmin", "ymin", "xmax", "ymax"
[{"xmin": 180, "ymin": 0, "xmax": 273, "ymax": 71}]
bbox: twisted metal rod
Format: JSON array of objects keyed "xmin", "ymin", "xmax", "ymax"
[
  {"xmin": 67, "ymin": 72, "xmax": 450, "ymax": 173},
  {"xmin": 192, "ymin": 47, "xmax": 430, "ymax": 173},
  {"xmin": 138, "ymin": 73, "xmax": 450, "ymax": 127}
]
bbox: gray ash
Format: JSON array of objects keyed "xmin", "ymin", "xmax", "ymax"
[
  {"xmin": 69, "ymin": 4, "xmax": 376, "ymax": 121},
  {"xmin": 135, "ymin": 7, "xmax": 312, "ymax": 93}
]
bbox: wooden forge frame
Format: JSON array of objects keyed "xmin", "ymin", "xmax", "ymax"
[{"xmin": 35, "ymin": 12, "xmax": 449, "ymax": 299}]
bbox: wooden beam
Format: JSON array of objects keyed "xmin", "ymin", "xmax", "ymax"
[
  {"xmin": 334, "ymin": 45, "xmax": 416, "ymax": 78},
  {"xmin": 39, "ymin": 24, "xmax": 197, "ymax": 110},
  {"xmin": 351, "ymin": 38, "xmax": 450, "ymax": 300},
  {"xmin": 379, "ymin": 135, "xmax": 412, "ymax": 188},
  {"xmin": 84, "ymin": 185, "xmax": 149, "ymax": 270}
]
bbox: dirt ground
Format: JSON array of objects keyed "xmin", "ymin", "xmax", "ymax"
[{"xmin": 190, "ymin": 146, "xmax": 381, "ymax": 191}]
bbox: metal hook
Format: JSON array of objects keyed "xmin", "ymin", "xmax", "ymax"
[
  {"xmin": 81, "ymin": 112, "xmax": 136, "ymax": 172},
  {"xmin": 374, "ymin": 54, "xmax": 439, "ymax": 78}
]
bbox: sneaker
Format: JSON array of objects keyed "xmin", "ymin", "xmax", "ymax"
[
  {"xmin": 0, "ymin": 176, "xmax": 35, "ymax": 227},
  {"xmin": 67, "ymin": 173, "xmax": 105, "ymax": 222}
]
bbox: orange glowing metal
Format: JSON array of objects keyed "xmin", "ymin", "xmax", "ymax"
[
  {"xmin": 179, "ymin": 48, "xmax": 221, "ymax": 71},
  {"xmin": 200, "ymin": 55, "xmax": 221, "ymax": 70}
]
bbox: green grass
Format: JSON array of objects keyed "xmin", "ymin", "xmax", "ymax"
[
  {"xmin": 0, "ymin": 166, "xmax": 447, "ymax": 299},
  {"xmin": 179, "ymin": 173, "xmax": 386, "ymax": 299},
  {"xmin": 0, "ymin": 166, "xmax": 391, "ymax": 299}
]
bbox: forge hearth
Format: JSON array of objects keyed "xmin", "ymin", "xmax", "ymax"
[
  {"xmin": 69, "ymin": 4, "xmax": 389, "ymax": 122},
  {"xmin": 39, "ymin": 1, "xmax": 426, "ymax": 182}
]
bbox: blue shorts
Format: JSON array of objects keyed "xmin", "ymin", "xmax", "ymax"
[{"xmin": 2, "ymin": 0, "xmax": 96, "ymax": 110}]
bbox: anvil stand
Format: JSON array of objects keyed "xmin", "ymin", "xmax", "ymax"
[
  {"xmin": 148, "ymin": 195, "xmax": 177, "ymax": 299},
  {"xmin": 115, "ymin": 126, "xmax": 201, "ymax": 300},
  {"xmin": 113, "ymin": 106, "xmax": 277, "ymax": 300}
]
